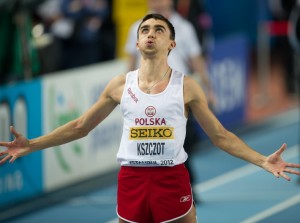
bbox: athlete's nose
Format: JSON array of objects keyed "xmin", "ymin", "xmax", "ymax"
[{"xmin": 147, "ymin": 28, "xmax": 156, "ymax": 39}]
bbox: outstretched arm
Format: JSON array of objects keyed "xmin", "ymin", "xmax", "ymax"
[
  {"xmin": 184, "ymin": 76, "xmax": 300, "ymax": 181},
  {"xmin": 0, "ymin": 74, "xmax": 125, "ymax": 164}
]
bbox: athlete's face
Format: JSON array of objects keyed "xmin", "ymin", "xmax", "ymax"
[{"xmin": 137, "ymin": 18, "xmax": 175, "ymax": 57}]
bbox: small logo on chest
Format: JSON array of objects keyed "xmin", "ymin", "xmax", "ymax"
[
  {"xmin": 145, "ymin": 106, "xmax": 156, "ymax": 117},
  {"xmin": 127, "ymin": 88, "xmax": 138, "ymax": 103}
]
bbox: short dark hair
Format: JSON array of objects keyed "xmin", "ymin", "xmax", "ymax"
[{"xmin": 137, "ymin": 13, "xmax": 175, "ymax": 40}]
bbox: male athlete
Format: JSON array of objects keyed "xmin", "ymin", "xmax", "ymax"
[{"xmin": 1, "ymin": 14, "xmax": 300, "ymax": 223}]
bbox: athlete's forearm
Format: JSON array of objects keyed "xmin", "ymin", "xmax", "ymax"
[
  {"xmin": 215, "ymin": 130, "xmax": 267, "ymax": 167},
  {"xmin": 29, "ymin": 119, "xmax": 88, "ymax": 151}
]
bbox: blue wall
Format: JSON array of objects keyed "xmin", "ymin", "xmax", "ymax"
[
  {"xmin": 0, "ymin": 80, "xmax": 43, "ymax": 208},
  {"xmin": 203, "ymin": 0, "xmax": 271, "ymax": 45}
]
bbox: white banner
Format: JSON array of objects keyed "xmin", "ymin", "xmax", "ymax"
[{"xmin": 42, "ymin": 60, "xmax": 126, "ymax": 191}]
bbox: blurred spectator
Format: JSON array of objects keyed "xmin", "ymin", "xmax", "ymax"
[
  {"xmin": 34, "ymin": 0, "xmax": 64, "ymax": 74},
  {"xmin": 125, "ymin": 0, "xmax": 214, "ymax": 203},
  {"xmin": 174, "ymin": 0, "xmax": 213, "ymax": 57},
  {"xmin": 0, "ymin": 0, "xmax": 42, "ymax": 84},
  {"xmin": 267, "ymin": 0, "xmax": 297, "ymax": 94},
  {"xmin": 35, "ymin": 0, "xmax": 115, "ymax": 73},
  {"xmin": 59, "ymin": 0, "xmax": 109, "ymax": 69},
  {"xmin": 97, "ymin": 0, "xmax": 116, "ymax": 62}
]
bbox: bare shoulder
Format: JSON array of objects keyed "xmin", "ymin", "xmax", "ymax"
[
  {"xmin": 104, "ymin": 74, "xmax": 126, "ymax": 104},
  {"xmin": 109, "ymin": 73, "xmax": 126, "ymax": 87},
  {"xmin": 183, "ymin": 75, "xmax": 206, "ymax": 105}
]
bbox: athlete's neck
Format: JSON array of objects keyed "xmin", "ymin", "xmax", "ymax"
[{"xmin": 139, "ymin": 60, "xmax": 169, "ymax": 82}]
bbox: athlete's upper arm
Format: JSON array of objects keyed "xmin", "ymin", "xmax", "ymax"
[
  {"xmin": 78, "ymin": 74, "xmax": 125, "ymax": 132},
  {"xmin": 184, "ymin": 76, "xmax": 225, "ymax": 142},
  {"xmin": 184, "ymin": 76, "xmax": 208, "ymax": 113}
]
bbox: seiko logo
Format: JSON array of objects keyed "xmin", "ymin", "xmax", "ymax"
[
  {"xmin": 128, "ymin": 88, "xmax": 138, "ymax": 103},
  {"xmin": 180, "ymin": 195, "xmax": 191, "ymax": 203},
  {"xmin": 145, "ymin": 106, "xmax": 156, "ymax": 117},
  {"xmin": 130, "ymin": 127, "xmax": 174, "ymax": 140}
]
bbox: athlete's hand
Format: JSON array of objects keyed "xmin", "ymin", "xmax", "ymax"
[
  {"xmin": 0, "ymin": 126, "xmax": 32, "ymax": 165},
  {"xmin": 262, "ymin": 143, "xmax": 300, "ymax": 181}
]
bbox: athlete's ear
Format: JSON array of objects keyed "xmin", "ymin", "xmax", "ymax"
[
  {"xmin": 136, "ymin": 42, "xmax": 140, "ymax": 50},
  {"xmin": 169, "ymin": 41, "xmax": 176, "ymax": 50}
]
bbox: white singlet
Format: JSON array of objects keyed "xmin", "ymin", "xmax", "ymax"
[{"xmin": 117, "ymin": 69, "xmax": 188, "ymax": 166}]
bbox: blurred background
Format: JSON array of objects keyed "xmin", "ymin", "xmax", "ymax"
[{"xmin": 0, "ymin": 0, "xmax": 299, "ymax": 222}]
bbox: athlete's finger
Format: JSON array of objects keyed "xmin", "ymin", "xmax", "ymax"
[
  {"xmin": 0, "ymin": 142, "xmax": 11, "ymax": 147},
  {"xmin": 9, "ymin": 155, "xmax": 17, "ymax": 163},
  {"xmin": 279, "ymin": 172, "xmax": 291, "ymax": 181},
  {"xmin": 0, "ymin": 150, "xmax": 8, "ymax": 156},
  {"xmin": 284, "ymin": 168, "xmax": 300, "ymax": 175},
  {"xmin": 0, "ymin": 155, "xmax": 10, "ymax": 165},
  {"xmin": 275, "ymin": 143, "xmax": 287, "ymax": 156},
  {"xmin": 10, "ymin": 126, "xmax": 20, "ymax": 138},
  {"xmin": 286, "ymin": 163, "xmax": 300, "ymax": 168},
  {"xmin": 273, "ymin": 172, "xmax": 280, "ymax": 178}
]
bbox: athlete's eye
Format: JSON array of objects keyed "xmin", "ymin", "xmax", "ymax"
[
  {"xmin": 141, "ymin": 28, "xmax": 148, "ymax": 33},
  {"xmin": 156, "ymin": 28, "xmax": 163, "ymax": 33}
]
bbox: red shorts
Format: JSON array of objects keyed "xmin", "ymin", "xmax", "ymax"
[{"xmin": 117, "ymin": 164, "xmax": 193, "ymax": 223}]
